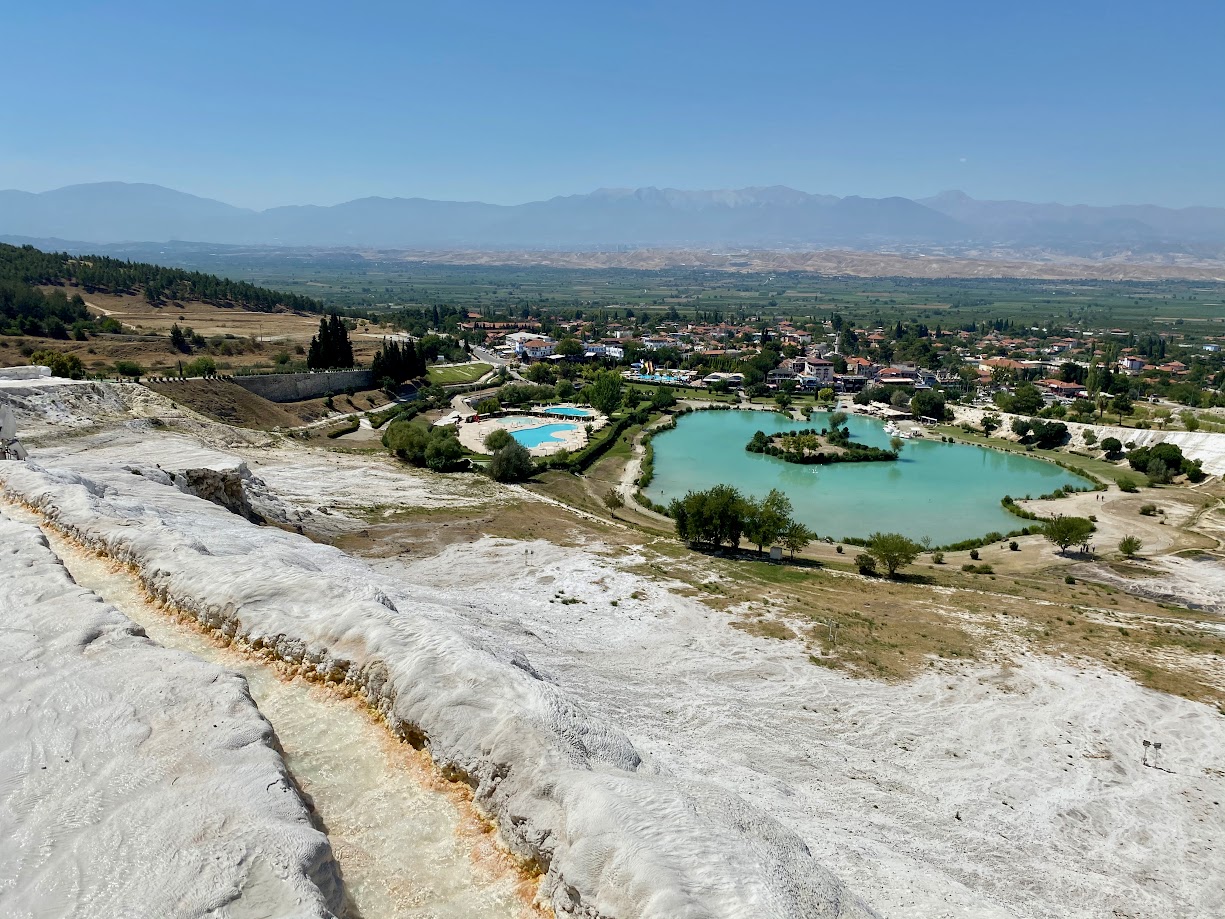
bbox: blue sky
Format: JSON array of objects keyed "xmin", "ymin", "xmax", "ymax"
[{"xmin": 2, "ymin": 0, "xmax": 1222, "ymax": 209}]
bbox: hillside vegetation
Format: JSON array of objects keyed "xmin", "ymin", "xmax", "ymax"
[{"xmin": 1, "ymin": 242, "xmax": 325, "ymax": 332}]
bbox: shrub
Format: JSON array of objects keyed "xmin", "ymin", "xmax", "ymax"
[
  {"xmin": 484, "ymin": 427, "xmax": 513, "ymax": 451},
  {"xmin": 1009, "ymin": 541, "xmax": 1019, "ymax": 551},
  {"xmin": 184, "ymin": 356, "xmax": 216, "ymax": 377},
  {"xmin": 604, "ymin": 488, "xmax": 624, "ymax": 510},
  {"xmin": 1117, "ymin": 476, "xmax": 1139, "ymax": 493},
  {"xmin": 1139, "ymin": 503, "xmax": 1158, "ymax": 516},
  {"xmin": 962, "ymin": 563, "xmax": 994, "ymax": 574},
  {"xmin": 1119, "ymin": 535, "xmax": 1143, "ymax": 558},
  {"xmin": 969, "ymin": 548, "xmax": 980, "ymax": 560},
  {"xmin": 1065, "ymin": 575, "xmax": 1076, "ymax": 585},
  {"xmin": 855, "ymin": 553, "xmax": 878, "ymax": 576},
  {"xmin": 114, "ymin": 360, "xmax": 144, "ymax": 379},
  {"xmin": 487, "ymin": 441, "xmax": 536, "ymax": 482},
  {"xmin": 931, "ymin": 550, "xmax": 945, "ymax": 564},
  {"xmin": 30, "ymin": 349, "xmax": 84, "ymax": 380}
]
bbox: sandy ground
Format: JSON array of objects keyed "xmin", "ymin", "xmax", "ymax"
[{"xmin": 0, "ymin": 508, "xmax": 342, "ymax": 918}]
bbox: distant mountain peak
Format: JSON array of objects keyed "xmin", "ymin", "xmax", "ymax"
[{"xmin": 1, "ymin": 181, "xmax": 1222, "ymax": 251}]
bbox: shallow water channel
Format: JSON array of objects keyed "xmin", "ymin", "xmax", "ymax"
[{"xmin": 40, "ymin": 524, "xmax": 537, "ymax": 919}]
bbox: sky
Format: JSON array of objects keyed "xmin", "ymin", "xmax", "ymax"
[{"xmin": 2, "ymin": 0, "xmax": 1223, "ymax": 210}]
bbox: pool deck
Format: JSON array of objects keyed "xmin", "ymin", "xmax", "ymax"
[{"xmin": 459, "ymin": 410, "xmax": 606, "ymax": 456}]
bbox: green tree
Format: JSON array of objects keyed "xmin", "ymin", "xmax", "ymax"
[
  {"xmin": 865, "ymin": 532, "xmax": 923, "ymax": 578},
  {"xmin": 650, "ymin": 386, "xmax": 676, "ymax": 410},
  {"xmin": 487, "ymin": 441, "xmax": 536, "ymax": 482},
  {"xmin": 114, "ymin": 360, "xmax": 144, "ymax": 379},
  {"xmin": 484, "ymin": 428, "xmax": 513, "ymax": 451},
  {"xmin": 1119, "ymin": 535, "xmax": 1142, "ymax": 558},
  {"xmin": 781, "ymin": 520, "xmax": 815, "ymax": 559},
  {"xmin": 583, "ymin": 370, "xmax": 624, "ymax": 416},
  {"xmin": 424, "ymin": 428, "xmax": 464, "ymax": 471},
  {"xmin": 817, "ymin": 387, "xmax": 835, "ymax": 404},
  {"xmin": 1110, "ymin": 393, "xmax": 1133, "ymax": 424},
  {"xmin": 1040, "ymin": 515, "xmax": 1095, "ymax": 555},
  {"xmin": 669, "ymin": 484, "xmax": 747, "ymax": 549},
  {"xmin": 1101, "ymin": 436, "xmax": 1123, "ymax": 457},
  {"xmin": 30, "ymin": 349, "xmax": 84, "ymax": 379},
  {"xmin": 555, "ymin": 337, "xmax": 584, "ymax": 358},
  {"xmin": 981, "ymin": 413, "xmax": 1001, "ymax": 435},
  {"xmin": 909, "ymin": 389, "xmax": 947, "ymax": 421},
  {"xmin": 744, "ymin": 489, "xmax": 793, "ymax": 554}
]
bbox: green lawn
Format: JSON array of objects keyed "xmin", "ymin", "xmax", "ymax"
[{"xmin": 426, "ymin": 362, "xmax": 493, "ymax": 385}]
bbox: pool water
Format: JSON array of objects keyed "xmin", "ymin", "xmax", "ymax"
[
  {"xmin": 644, "ymin": 410, "xmax": 1090, "ymax": 545},
  {"xmin": 544, "ymin": 407, "xmax": 593, "ymax": 417},
  {"xmin": 511, "ymin": 422, "xmax": 578, "ymax": 448}
]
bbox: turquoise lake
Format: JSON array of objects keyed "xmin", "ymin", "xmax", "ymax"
[{"xmin": 644, "ymin": 410, "xmax": 1090, "ymax": 545}]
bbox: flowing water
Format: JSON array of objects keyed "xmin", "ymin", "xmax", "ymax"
[
  {"xmin": 39, "ymin": 524, "xmax": 538, "ymax": 919},
  {"xmin": 645, "ymin": 409, "xmax": 1090, "ymax": 544}
]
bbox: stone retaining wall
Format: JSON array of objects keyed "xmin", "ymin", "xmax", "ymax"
[{"xmin": 233, "ymin": 369, "xmax": 373, "ymax": 402}]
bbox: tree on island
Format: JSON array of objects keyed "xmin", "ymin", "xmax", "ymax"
[{"xmin": 864, "ymin": 532, "xmax": 923, "ymax": 578}]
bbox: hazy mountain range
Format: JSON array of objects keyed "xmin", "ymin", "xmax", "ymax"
[{"xmin": 2, "ymin": 182, "xmax": 1224, "ymax": 254}]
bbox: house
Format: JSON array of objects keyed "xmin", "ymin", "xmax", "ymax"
[
  {"xmin": 519, "ymin": 339, "xmax": 557, "ymax": 360},
  {"xmin": 845, "ymin": 357, "xmax": 874, "ymax": 377},
  {"xmin": 1040, "ymin": 379, "xmax": 1087, "ymax": 399},
  {"xmin": 767, "ymin": 364, "xmax": 799, "ymax": 387},
  {"xmin": 1118, "ymin": 356, "xmax": 1146, "ymax": 374}
]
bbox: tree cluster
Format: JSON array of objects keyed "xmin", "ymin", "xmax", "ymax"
[
  {"xmin": 1126, "ymin": 442, "xmax": 1205, "ymax": 484},
  {"xmin": 382, "ymin": 418, "xmax": 465, "ymax": 471},
  {"xmin": 307, "ymin": 315, "xmax": 354, "ymax": 370},
  {"xmin": 370, "ymin": 338, "xmax": 426, "ymax": 387},
  {"xmin": 669, "ymin": 485, "xmax": 814, "ymax": 558}
]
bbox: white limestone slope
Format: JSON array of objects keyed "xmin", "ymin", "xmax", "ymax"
[
  {"xmin": 0, "ymin": 509, "xmax": 343, "ymax": 919},
  {"xmin": 0, "ymin": 462, "xmax": 877, "ymax": 919}
]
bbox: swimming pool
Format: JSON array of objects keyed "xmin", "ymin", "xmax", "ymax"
[
  {"xmin": 544, "ymin": 406, "xmax": 593, "ymax": 417},
  {"xmin": 511, "ymin": 422, "xmax": 578, "ymax": 448}
]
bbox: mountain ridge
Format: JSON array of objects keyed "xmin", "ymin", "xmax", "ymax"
[{"xmin": 2, "ymin": 181, "xmax": 1223, "ymax": 252}]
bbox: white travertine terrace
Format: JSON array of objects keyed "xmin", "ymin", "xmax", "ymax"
[{"xmin": 0, "ymin": 510, "xmax": 344, "ymax": 918}]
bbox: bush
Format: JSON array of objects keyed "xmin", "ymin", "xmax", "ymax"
[
  {"xmin": 855, "ymin": 553, "xmax": 878, "ymax": 576},
  {"xmin": 487, "ymin": 441, "xmax": 536, "ymax": 482},
  {"xmin": 931, "ymin": 550, "xmax": 945, "ymax": 564},
  {"xmin": 962, "ymin": 563, "xmax": 994, "ymax": 574},
  {"xmin": 969, "ymin": 548, "xmax": 980, "ymax": 560},
  {"xmin": 1009, "ymin": 541, "xmax": 1019, "ymax": 551},
  {"xmin": 114, "ymin": 359, "xmax": 144, "ymax": 379},
  {"xmin": 1065, "ymin": 575, "xmax": 1076, "ymax": 585},
  {"xmin": 1119, "ymin": 535, "xmax": 1142, "ymax": 558},
  {"xmin": 30, "ymin": 349, "xmax": 84, "ymax": 380},
  {"xmin": 604, "ymin": 488, "xmax": 624, "ymax": 510},
  {"xmin": 1139, "ymin": 503, "xmax": 1158, "ymax": 516},
  {"xmin": 1117, "ymin": 476, "xmax": 1139, "ymax": 493},
  {"xmin": 184, "ymin": 356, "xmax": 217, "ymax": 377},
  {"xmin": 484, "ymin": 427, "xmax": 513, "ymax": 451}
]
